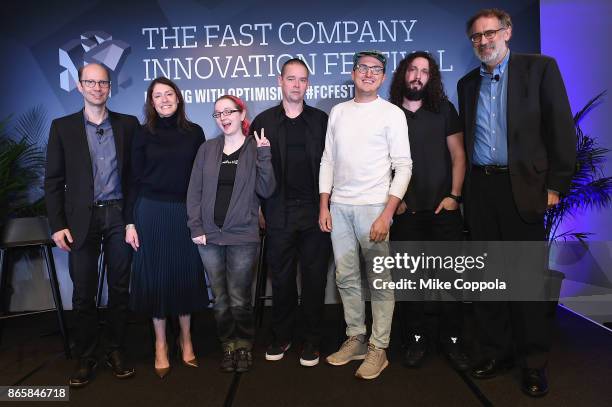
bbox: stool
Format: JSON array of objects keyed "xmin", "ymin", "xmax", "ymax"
[
  {"xmin": 0, "ymin": 217, "xmax": 71, "ymax": 359},
  {"xmin": 96, "ymin": 242, "xmax": 106, "ymax": 310},
  {"xmin": 253, "ymin": 232, "xmax": 269, "ymax": 328}
]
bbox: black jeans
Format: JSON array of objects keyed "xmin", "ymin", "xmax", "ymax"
[
  {"xmin": 391, "ymin": 208, "xmax": 465, "ymax": 343},
  {"xmin": 68, "ymin": 204, "xmax": 132, "ymax": 359},
  {"xmin": 467, "ymin": 170, "xmax": 552, "ymax": 368},
  {"xmin": 266, "ymin": 201, "xmax": 332, "ymax": 346}
]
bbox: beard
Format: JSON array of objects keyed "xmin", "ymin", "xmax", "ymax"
[
  {"xmin": 474, "ymin": 43, "xmax": 501, "ymax": 64},
  {"xmin": 405, "ymin": 82, "xmax": 425, "ymax": 101}
]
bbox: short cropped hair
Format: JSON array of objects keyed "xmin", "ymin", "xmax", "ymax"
[
  {"xmin": 465, "ymin": 8, "xmax": 513, "ymax": 35},
  {"xmin": 281, "ymin": 58, "xmax": 309, "ymax": 77}
]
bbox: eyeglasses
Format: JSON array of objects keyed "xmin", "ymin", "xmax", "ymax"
[
  {"xmin": 212, "ymin": 109, "xmax": 241, "ymax": 119},
  {"xmin": 354, "ymin": 64, "xmax": 384, "ymax": 75},
  {"xmin": 469, "ymin": 27, "xmax": 506, "ymax": 43},
  {"xmin": 80, "ymin": 79, "xmax": 111, "ymax": 89}
]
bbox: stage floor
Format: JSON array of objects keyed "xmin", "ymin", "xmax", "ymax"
[{"xmin": 1, "ymin": 304, "xmax": 611, "ymax": 407}]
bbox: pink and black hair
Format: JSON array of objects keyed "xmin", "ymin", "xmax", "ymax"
[{"xmin": 215, "ymin": 95, "xmax": 250, "ymax": 136}]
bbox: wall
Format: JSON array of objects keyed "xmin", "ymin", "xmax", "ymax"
[{"xmin": 541, "ymin": 0, "xmax": 612, "ymax": 325}]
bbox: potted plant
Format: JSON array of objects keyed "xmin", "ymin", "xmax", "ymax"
[
  {"xmin": 544, "ymin": 91, "xmax": 612, "ymax": 298},
  {"xmin": 0, "ymin": 105, "xmax": 48, "ymax": 228}
]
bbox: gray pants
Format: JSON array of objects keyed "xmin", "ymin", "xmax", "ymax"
[{"xmin": 330, "ymin": 203, "xmax": 395, "ymax": 349}]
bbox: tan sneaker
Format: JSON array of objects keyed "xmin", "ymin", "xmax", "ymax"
[
  {"xmin": 355, "ymin": 343, "xmax": 389, "ymax": 379},
  {"xmin": 326, "ymin": 335, "xmax": 367, "ymax": 366}
]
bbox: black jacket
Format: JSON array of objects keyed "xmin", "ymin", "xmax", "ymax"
[
  {"xmin": 250, "ymin": 103, "xmax": 328, "ymax": 228},
  {"xmin": 44, "ymin": 110, "xmax": 139, "ymax": 249},
  {"xmin": 457, "ymin": 53, "xmax": 576, "ymax": 224}
]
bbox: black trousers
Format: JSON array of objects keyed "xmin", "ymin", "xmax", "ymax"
[
  {"xmin": 391, "ymin": 208, "xmax": 465, "ymax": 343},
  {"xmin": 68, "ymin": 203, "xmax": 132, "ymax": 359},
  {"xmin": 467, "ymin": 169, "xmax": 553, "ymax": 368},
  {"xmin": 266, "ymin": 201, "xmax": 332, "ymax": 346}
]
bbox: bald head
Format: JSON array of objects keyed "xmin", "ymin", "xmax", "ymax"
[
  {"xmin": 78, "ymin": 63, "xmax": 110, "ymax": 82},
  {"xmin": 77, "ymin": 63, "xmax": 111, "ymax": 108}
]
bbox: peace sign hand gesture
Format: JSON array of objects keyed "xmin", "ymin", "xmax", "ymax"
[{"xmin": 254, "ymin": 128, "xmax": 270, "ymax": 148}]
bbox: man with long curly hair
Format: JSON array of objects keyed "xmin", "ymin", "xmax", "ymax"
[{"xmin": 388, "ymin": 51, "xmax": 468, "ymax": 371}]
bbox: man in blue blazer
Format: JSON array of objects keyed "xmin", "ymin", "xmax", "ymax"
[{"xmin": 457, "ymin": 8, "xmax": 576, "ymax": 397}]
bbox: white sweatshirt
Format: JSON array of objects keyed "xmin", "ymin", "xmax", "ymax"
[{"xmin": 319, "ymin": 96, "xmax": 412, "ymax": 205}]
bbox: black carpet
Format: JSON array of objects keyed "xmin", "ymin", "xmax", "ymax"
[{"xmin": 1, "ymin": 304, "xmax": 611, "ymax": 407}]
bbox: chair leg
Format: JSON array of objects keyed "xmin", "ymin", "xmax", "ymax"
[
  {"xmin": 253, "ymin": 234, "xmax": 268, "ymax": 328},
  {"xmin": 96, "ymin": 243, "xmax": 106, "ymax": 309},
  {"xmin": 42, "ymin": 245, "xmax": 72, "ymax": 359},
  {"xmin": 0, "ymin": 248, "xmax": 9, "ymax": 348}
]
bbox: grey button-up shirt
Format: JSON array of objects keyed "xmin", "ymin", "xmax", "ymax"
[{"xmin": 84, "ymin": 112, "xmax": 122, "ymax": 201}]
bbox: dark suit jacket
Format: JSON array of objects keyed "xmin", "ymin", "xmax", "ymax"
[
  {"xmin": 250, "ymin": 103, "xmax": 328, "ymax": 228},
  {"xmin": 44, "ymin": 109, "xmax": 139, "ymax": 249},
  {"xmin": 457, "ymin": 52, "xmax": 576, "ymax": 224}
]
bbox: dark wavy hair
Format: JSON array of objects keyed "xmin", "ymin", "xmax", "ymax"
[
  {"xmin": 389, "ymin": 51, "xmax": 447, "ymax": 113},
  {"xmin": 144, "ymin": 77, "xmax": 192, "ymax": 133},
  {"xmin": 215, "ymin": 95, "xmax": 250, "ymax": 136}
]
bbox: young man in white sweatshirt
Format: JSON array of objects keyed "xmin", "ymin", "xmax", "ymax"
[{"xmin": 319, "ymin": 50, "xmax": 412, "ymax": 380}]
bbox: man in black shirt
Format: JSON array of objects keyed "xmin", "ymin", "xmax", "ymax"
[
  {"xmin": 388, "ymin": 51, "xmax": 469, "ymax": 371},
  {"xmin": 250, "ymin": 58, "xmax": 331, "ymax": 367}
]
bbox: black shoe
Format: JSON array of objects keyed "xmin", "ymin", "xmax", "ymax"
[
  {"xmin": 220, "ymin": 348, "xmax": 235, "ymax": 373},
  {"xmin": 265, "ymin": 341, "xmax": 291, "ymax": 361},
  {"xmin": 105, "ymin": 350, "xmax": 136, "ymax": 379},
  {"xmin": 235, "ymin": 348, "xmax": 253, "ymax": 373},
  {"xmin": 522, "ymin": 368, "xmax": 549, "ymax": 397},
  {"xmin": 299, "ymin": 343, "xmax": 320, "ymax": 367},
  {"xmin": 470, "ymin": 358, "xmax": 514, "ymax": 379},
  {"xmin": 403, "ymin": 335, "xmax": 427, "ymax": 368},
  {"xmin": 443, "ymin": 337, "xmax": 471, "ymax": 371},
  {"xmin": 69, "ymin": 359, "xmax": 97, "ymax": 388}
]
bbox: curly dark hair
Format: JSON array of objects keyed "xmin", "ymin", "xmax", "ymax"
[
  {"xmin": 389, "ymin": 51, "xmax": 447, "ymax": 113},
  {"xmin": 144, "ymin": 77, "xmax": 192, "ymax": 133}
]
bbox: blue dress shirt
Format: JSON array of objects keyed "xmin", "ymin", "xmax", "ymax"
[{"xmin": 473, "ymin": 50, "xmax": 510, "ymax": 166}]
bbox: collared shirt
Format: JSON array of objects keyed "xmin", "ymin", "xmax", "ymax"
[
  {"xmin": 283, "ymin": 111, "xmax": 314, "ymax": 201},
  {"xmin": 84, "ymin": 111, "xmax": 122, "ymax": 201},
  {"xmin": 473, "ymin": 50, "xmax": 510, "ymax": 166}
]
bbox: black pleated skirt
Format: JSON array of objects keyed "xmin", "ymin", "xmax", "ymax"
[{"xmin": 130, "ymin": 197, "xmax": 209, "ymax": 318}]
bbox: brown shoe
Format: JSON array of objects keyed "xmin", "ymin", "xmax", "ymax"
[{"xmin": 355, "ymin": 343, "xmax": 388, "ymax": 380}]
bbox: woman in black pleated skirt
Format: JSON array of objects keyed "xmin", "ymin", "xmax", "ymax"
[{"xmin": 125, "ymin": 77, "xmax": 208, "ymax": 378}]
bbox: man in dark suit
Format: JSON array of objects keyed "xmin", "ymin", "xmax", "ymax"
[
  {"xmin": 457, "ymin": 8, "xmax": 575, "ymax": 397},
  {"xmin": 44, "ymin": 63, "xmax": 138, "ymax": 387},
  {"xmin": 250, "ymin": 58, "xmax": 331, "ymax": 367}
]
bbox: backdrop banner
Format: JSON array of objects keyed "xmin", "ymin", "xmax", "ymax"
[{"xmin": 1, "ymin": 0, "xmax": 539, "ymax": 138}]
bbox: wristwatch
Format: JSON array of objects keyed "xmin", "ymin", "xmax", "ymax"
[{"xmin": 447, "ymin": 194, "xmax": 462, "ymax": 203}]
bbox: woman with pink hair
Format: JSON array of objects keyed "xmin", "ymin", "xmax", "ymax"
[{"xmin": 186, "ymin": 95, "xmax": 275, "ymax": 373}]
